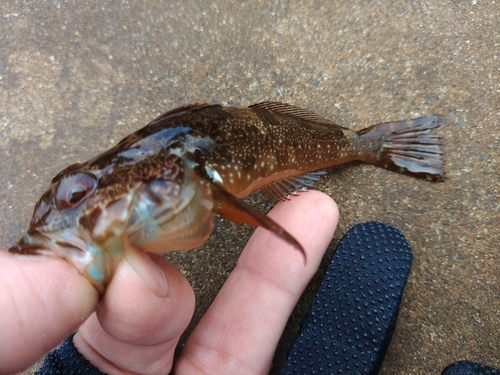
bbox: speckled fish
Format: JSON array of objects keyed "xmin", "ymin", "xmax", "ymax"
[{"xmin": 9, "ymin": 102, "xmax": 443, "ymax": 293}]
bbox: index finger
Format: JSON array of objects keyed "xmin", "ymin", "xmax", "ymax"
[{"xmin": 175, "ymin": 191, "xmax": 338, "ymax": 375}]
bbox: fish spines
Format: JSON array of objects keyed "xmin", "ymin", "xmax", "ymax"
[{"xmin": 357, "ymin": 116, "xmax": 444, "ymax": 181}]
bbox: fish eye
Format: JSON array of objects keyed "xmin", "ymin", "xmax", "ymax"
[
  {"xmin": 66, "ymin": 185, "xmax": 88, "ymax": 205},
  {"xmin": 55, "ymin": 173, "xmax": 97, "ymax": 209}
]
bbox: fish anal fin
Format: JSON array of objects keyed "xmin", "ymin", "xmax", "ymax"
[
  {"xmin": 249, "ymin": 101, "xmax": 347, "ymax": 129},
  {"xmin": 211, "ymin": 182, "xmax": 305, "ymax": 258},
  {"xmin": 261, "ymin": 171, "xmax": 327, "ymax": 202},
  {"xmin": 148, "ymin": 103, "xmax": 222, "ymax": 126}
]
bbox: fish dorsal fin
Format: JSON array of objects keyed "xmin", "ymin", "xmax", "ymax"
[
  {"xmin": 148, "ymin": 103, "xmax": 222, "ymax": 126},
  {"xmin": 261, "ymin": 171, "xmax": 327, "ymax": 201},
  {"xmin": 249, "ymin": 101, "xmax": 346, "ymax": 129},
  {"xmin": 211, "ymin": 181, "xmax": 305, "ymax": 259}
]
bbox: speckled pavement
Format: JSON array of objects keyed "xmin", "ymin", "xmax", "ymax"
[{"xmin": 1, "ymin": 1, "xmax": 498, "ymax": 374}]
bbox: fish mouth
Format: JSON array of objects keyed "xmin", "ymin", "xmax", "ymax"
[
  {"xmin": 9, "ymin": 229, "xmax": 115, "ymax": 294},
  {"xmin": 9, "ymin": 232, "xmax": 58, "ymax": 256},
  {"xmin": 10, "ymin": 194, "xmax": 139, "ymax": 293}
]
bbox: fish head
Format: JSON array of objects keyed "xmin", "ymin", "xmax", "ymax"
[
  {"xmin": 10, "ymin": 161, "xmax": 140, "ymax": 291},
  {"xmin": 10, "ymin": 153, "xmax": 215, "ymax": 293}
]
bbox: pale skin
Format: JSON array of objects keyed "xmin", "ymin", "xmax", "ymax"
[{"xmin": 0, "ymin": 191, "xmax": 338, "ymax": 375}]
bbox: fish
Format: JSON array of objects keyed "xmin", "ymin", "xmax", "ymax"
[{"xmin": 8, "ymin": 102, "xmax": 444, "ymax": 294}]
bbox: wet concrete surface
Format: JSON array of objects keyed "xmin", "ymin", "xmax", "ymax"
[{"xmin": 1, "ymin": 1, "xmax": 498, "ymax": 373}]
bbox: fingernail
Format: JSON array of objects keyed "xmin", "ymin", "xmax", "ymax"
[{"xmin": 125, "ymin": 246, "xmax": 168, "ymax": 298}]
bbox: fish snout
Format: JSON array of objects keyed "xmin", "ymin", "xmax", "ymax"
[{"xmin": 10, "ymin": 228, "xmax": 119, "ymax": 294}]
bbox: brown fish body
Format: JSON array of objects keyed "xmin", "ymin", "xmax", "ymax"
[{"xmin": 9, "ymin": 102, "xmax": 443, "ymax": 293}]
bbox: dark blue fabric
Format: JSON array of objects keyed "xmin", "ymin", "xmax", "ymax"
[
  {"xmin": 442, "ymin": 361, "xmax": 500, "ymax": 375},
  {"xmin": 35, "ymin": 333, "xmax": 104, "ymax": 375},
  {"xmin": 281, "ymin": 222, "xmax": 413, "ymax": 375}
]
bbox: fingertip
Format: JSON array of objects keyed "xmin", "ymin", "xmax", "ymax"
[
  {"xmin": 283, "ymin": 191, "xmax": 338, "ymax": 265},
  {"xmin": 125, "ymin": 246, "xmax": 169, "ymax": 298},
  {"xmin": 273, "ymin": 190, "xmax": 339, "ymax": 233},
  {"xmin": 94, "ymin": 252, "xmax": 194, "ymax": 346},
  {"xmin": 288, "ymin": 191, "xmax": 338, "ymax": 254},
  {"xmin": 245, "ymin": 190, "xmax": 338, "ymax": 271}
]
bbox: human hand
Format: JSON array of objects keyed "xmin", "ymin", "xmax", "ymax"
[{"xmin": 0, "ymin": 190, "xmax": 338, "ymax": 375}]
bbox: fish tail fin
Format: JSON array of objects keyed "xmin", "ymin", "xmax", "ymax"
[{"xmin": 358, "ymin": 116, "xmax": 444, "ymax": 181}]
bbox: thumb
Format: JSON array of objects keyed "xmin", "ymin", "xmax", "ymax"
[{"xmin": 0, "ymin": 250, "xmax": 98, "ymax": 374}]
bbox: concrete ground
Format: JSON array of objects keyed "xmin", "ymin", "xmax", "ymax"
[{"xmin": 1, "ymin": 1, "xmax": 498, "ymax": 374}]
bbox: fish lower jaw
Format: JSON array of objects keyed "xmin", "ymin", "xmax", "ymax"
[
  {"xmin": 53, "ymin": 241, "xmax": 116, "ymax": 294},
  {"xmin": 54, "ymin": 235, "xmax": 124, "ymax": 294},
  {"xmin": 9, "ymin": 232, "xmax": 115, "ymax": 294}
]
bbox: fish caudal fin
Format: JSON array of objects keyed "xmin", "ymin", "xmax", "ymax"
[{"xmin": 358, "ymin": 116, "xmax": 444, "ymax": 181}]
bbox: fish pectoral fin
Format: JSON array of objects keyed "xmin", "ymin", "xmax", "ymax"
[
  {"xmin": 249, "ymin": 101, "xmax": 347, "ymax": 129},
  {"xmin": 261, "ymin": 171, "xmax": 327, "ymax": 201},
  {"xmin": 211, "ymin": 182, "xmax": 305, "ymax": 258}
]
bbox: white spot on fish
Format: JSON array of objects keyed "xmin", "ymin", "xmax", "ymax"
[
  {"xmin": 205, "ymin": 166, "xmax": 224, "ymax": 184},
  {"xmin": 212, "ymin": 170, "xmax": 223, "ymax": 183}
]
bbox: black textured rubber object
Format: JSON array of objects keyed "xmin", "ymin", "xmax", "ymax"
[
  {"xmin": 281, "ymin": 222, "xmax": 413, "ymax": 375},
  {"xmin": 441, "ymin": 361, "xmax": 500, "ymax": 375}
]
